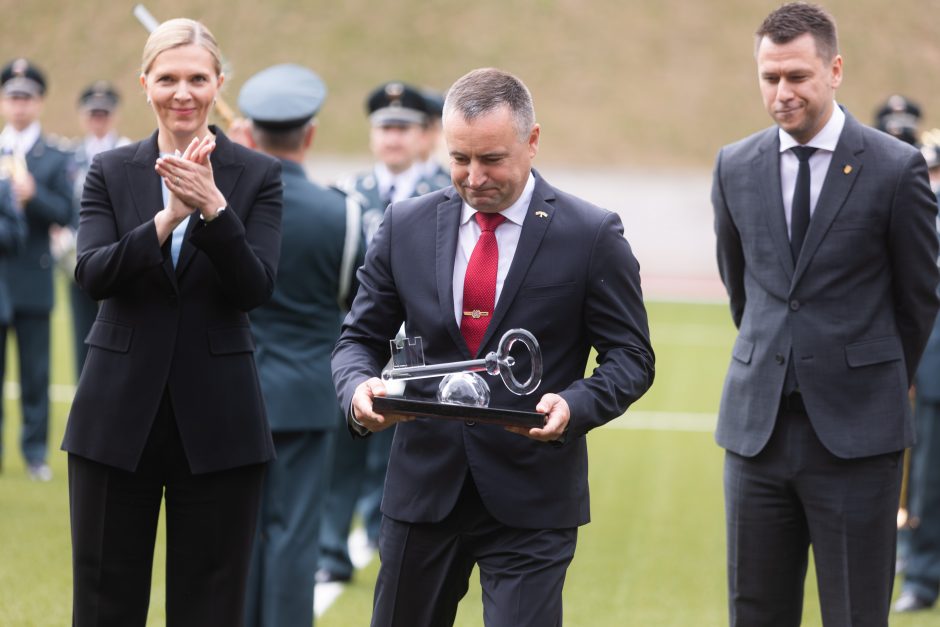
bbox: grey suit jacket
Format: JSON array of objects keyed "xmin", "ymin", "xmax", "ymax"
[{"xmin": 712, "ymin": 110, "xmax": 940, "ymax": 459}]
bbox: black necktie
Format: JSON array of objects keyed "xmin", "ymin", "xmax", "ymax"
[{"xmin": 790, "ymin": 146, "xmax": 818, "ymax": 262}]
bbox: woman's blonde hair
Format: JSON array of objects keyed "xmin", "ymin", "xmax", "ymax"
[{"xmin": 140, "ymin": 18, "xmax": 222, "ymax": 76}]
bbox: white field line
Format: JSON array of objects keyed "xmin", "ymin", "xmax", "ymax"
[
  {"xmin": 4, "ymin": 381, "xmax": 76, "ymax": 403},
  {"xmin": 314, "ymin": 526, "xmax": 374, "ymax": 618},
  {"xmin": 606, "ymin": 410, "xmax": 717, "ymax": 432}
]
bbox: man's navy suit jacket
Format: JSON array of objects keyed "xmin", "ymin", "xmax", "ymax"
[
  {"xmin": 713, "ymin": 110, "xmax": 940, "ymax": 459},
  {"xmin": 332, "ymin": 171, "xmax": 655, "ymax": 530}
]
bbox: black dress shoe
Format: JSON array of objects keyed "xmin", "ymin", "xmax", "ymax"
[
  {"xmin": 894, "ymin": 591, "xmax": 934, "ymax": 613},
  {"xmin": 315, "ymin": 568, "xmax": 352, "ymax": 584}
]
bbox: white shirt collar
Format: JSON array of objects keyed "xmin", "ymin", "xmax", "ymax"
[
  {"xmin": 374, "ymin": 162, "xmax": 424, "ymax": 202},
  {"xmin": 85, "ymin": 132, "xmax": 118, "ymax": 160},
  {"xmin": 779, "ymin": 101, "xmax": 845, "ymax": 153},
  {"xmin": 0, "ymin": 122, "xmax": 41, "ymax": 155},
  {"xmin": 460, "ymin": 172, "xmax": 536, "ymax": 227}
]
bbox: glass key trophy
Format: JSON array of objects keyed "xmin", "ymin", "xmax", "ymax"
[{"xmin": 372, "ymin": 328, "xmax": 546, "ymax": 428}]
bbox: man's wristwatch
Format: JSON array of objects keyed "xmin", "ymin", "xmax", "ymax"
[{"xmin": 202, "ymin": 205, "xmax": 226, "ymax": 222}]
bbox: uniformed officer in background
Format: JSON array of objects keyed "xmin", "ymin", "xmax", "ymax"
[
  {"xmin": 0, "ymin": 180, "xmax": 27, "ymax": 471},
  {"xmin": 418, "ymin": 87, "xmax": 452, "ymax": 190},
  {"xmin": 339, "ymin": 81, "xmax": 434, "ymax": 242},
  {"xmin": 55, "ymin": 81, "xmax": 130, "ymax": 378},
  {"xmin": 874, "ymin": 94, "xmax": 921, "ymax": 146},
  {"xmin": 317, "ymin": 80, "xmax": 431, "ymax": 584},
  {"xmin": 0, "ymin": 58, "xmax": 73, "ymax": 482},
  {"xmin": 895, "ymin": 141, "xmax": 940, "ymax": 613},
  {"xmin": 235, "ymin": 63, "xmax": 366, "ymax": 627}
]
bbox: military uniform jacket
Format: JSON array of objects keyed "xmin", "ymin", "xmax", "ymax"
[
  {"xmin": 343, "ymin": 167, "xmax": 439, "ymax": 243},
  {"xmin": 250, "ymin": 159, "xmax": 365, "ymax": 432},
  {"xmin": 9, "ymin": 134, "xmax": 73, "ymax": 312},
  {"xmin": 0, "ymin": 179, "xmax": 26, "ymax": 323},
  {"xmin": 62, "ymin": 127, "xmax": 282, "ymax": 474}
]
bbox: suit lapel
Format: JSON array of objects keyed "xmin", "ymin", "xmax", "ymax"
[
  {"xmin": 436, "ymin": 190, "xmax": 465, "ymax": 354},
  {"xmin": 792, "ymin": 113, "xmax": 864, "ymax": 286},
  {"xmin": 483, "ymin": 174, "xmax": 554, "ymax": 351},
  {"xmin": 756, "ymin": 131, "xmax": 795, "ymax": 278},
  {"xmin": 126, "ymin": 131, "xmax": 177, "ymax": 287},
  {"xmin": 175, "ymin": 128, "xmax": 244, "ymax": 277},
  {"xmin": 127, "ymin": 131, "xmax": 162, "ymax": 225}
]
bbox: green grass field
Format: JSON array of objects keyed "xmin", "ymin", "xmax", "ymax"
[{"xmin": 1, "ymin": 288, "xmax": 938, "ymax": 625}]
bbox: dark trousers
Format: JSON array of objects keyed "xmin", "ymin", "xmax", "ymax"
[
  {"xmin": 245, "ymin": 429, "xmax": 335, "ymax": 627},
  {"xmin": 372, "ymin": 474, "xmax": 577, "ymax": 627},
  {"xmin": 68, "ymin": 392, "xmax": 265, "ymax": 627},
  {"xmin": 359, "ymin": 426, "xmax": 395, "ymax": 543},
  {"xmin": 0, "ymin": 312, "xmax": 51, "ymax": 465},
  {"xmin": 724, "ymin": 406, "xmax": 902, "ymax": 627},
  {"xmin": 319, "ymin": 430, "xmax": 367, "ymax": 578},
  {"xmin": 900, "ymin": 398, "xmax": 940, "ymax": 603}
]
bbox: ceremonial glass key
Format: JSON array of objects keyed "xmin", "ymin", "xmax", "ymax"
[{"xmin": 381, "ymin": 328, "xmax": 543, "ymax": 398}]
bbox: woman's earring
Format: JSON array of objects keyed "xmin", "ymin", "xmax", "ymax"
[{"xmin": 146, "ymin": 96, "xmax": 151, "ymax": 104}]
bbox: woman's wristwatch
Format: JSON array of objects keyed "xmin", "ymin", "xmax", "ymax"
[{"xmin": 202, "ymin": 205, "xmax": 227, "ymax": 223}]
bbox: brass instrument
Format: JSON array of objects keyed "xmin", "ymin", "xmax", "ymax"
[
  {"xmin": 0, "ymin": 150, "xmax": 28, "ymax": 182},
  {"xmin": 133, "ymin": 4, "xmax": 236, "ymax": 128},
  {"xmin": 898, "ymin": 447, "xmax": 912, "ymax": 530}
]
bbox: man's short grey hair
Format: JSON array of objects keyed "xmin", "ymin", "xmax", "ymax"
[
  {"xmin": 250, "ymin": 120, "xmax": 312, "ymax": 153},
  {"xmin": 443, "ymin": 68, "xmax": 535, "ymax": 141}
]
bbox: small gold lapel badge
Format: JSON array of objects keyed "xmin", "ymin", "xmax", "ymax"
[
  {"xmin": 843, "ymin": 165, "xmax": 853, "ymax": 175},
  {"xmin": 535, "ymin": 210, "xmax": 548, "ymax": 218}
]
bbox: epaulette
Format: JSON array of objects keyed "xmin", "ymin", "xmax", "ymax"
[
  {"xmin": 335, "ymin": 174, "xmax": 358, "ymax": 194},
  {"xmin": 44, "ymin": 133, "xmax": 73, "ymax": 152}
]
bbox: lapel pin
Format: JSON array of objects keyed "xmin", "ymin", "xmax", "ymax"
[
  {"xmin": 535, "ymin": 210, "xmax": 548, "ymax": 218},
  {"xmin": 843, "ymin": 165, "xmax": 853, "ymax": 175}
]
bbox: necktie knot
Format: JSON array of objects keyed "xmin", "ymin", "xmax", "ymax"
[
  {"xmin": 475, "ymin": 212, "xmax": 506, "ymax": 232},
  {"xmin": 792, "ymin": 145, "xmax": 818, "ymax": 162}
]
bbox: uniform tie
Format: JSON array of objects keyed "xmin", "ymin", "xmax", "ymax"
[
  {"xmin": 790, "ymin": 145, "xmax": 818, "ymax": 262},
  {"xmin": 461, "ymin": 212, "xmax": 506, "ymax": 356}
]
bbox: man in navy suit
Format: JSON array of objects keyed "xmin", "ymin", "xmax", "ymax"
[
  {"xmin": 0, "ymin": 58, "xmax": 73, "ymax": 481},
  {"xmin": 712, "ymin": 4, "xmax": 940, "ymax": 625},
  {"xmin": 235, "ymin": 63, "xmax": 365, "ymax": 627},
  {"xmin": 332, "ymin": 67, "xmax": 655, "ymax": 626}
]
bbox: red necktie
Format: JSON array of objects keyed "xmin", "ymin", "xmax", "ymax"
[{"xmin": 461, "ymin": 212, "xmax": 506, "ymax": 356}]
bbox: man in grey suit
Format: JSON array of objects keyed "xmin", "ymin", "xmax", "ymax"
[
  {"xmin": 712, "ymin": 4, "xmax": 940, "ymax": 625},
  {"xmin": 234, "ymin": 64, "xmax": 365, "ymax": 627}
]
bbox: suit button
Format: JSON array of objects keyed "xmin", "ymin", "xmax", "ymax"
[
  {"xmin": 465, "ymin": 420, "xmax": 476, "ymax": 427},
  {"xmin": 789, "ymin": 300, "xmax": 800, "ymax": 311},
  {"xmin": 775, "ymin": 353, "xmax": 785, "ymax": 365},
  {"xmin": 168, "ymin": 293, "xmax": 178, "ymax": 305}
]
